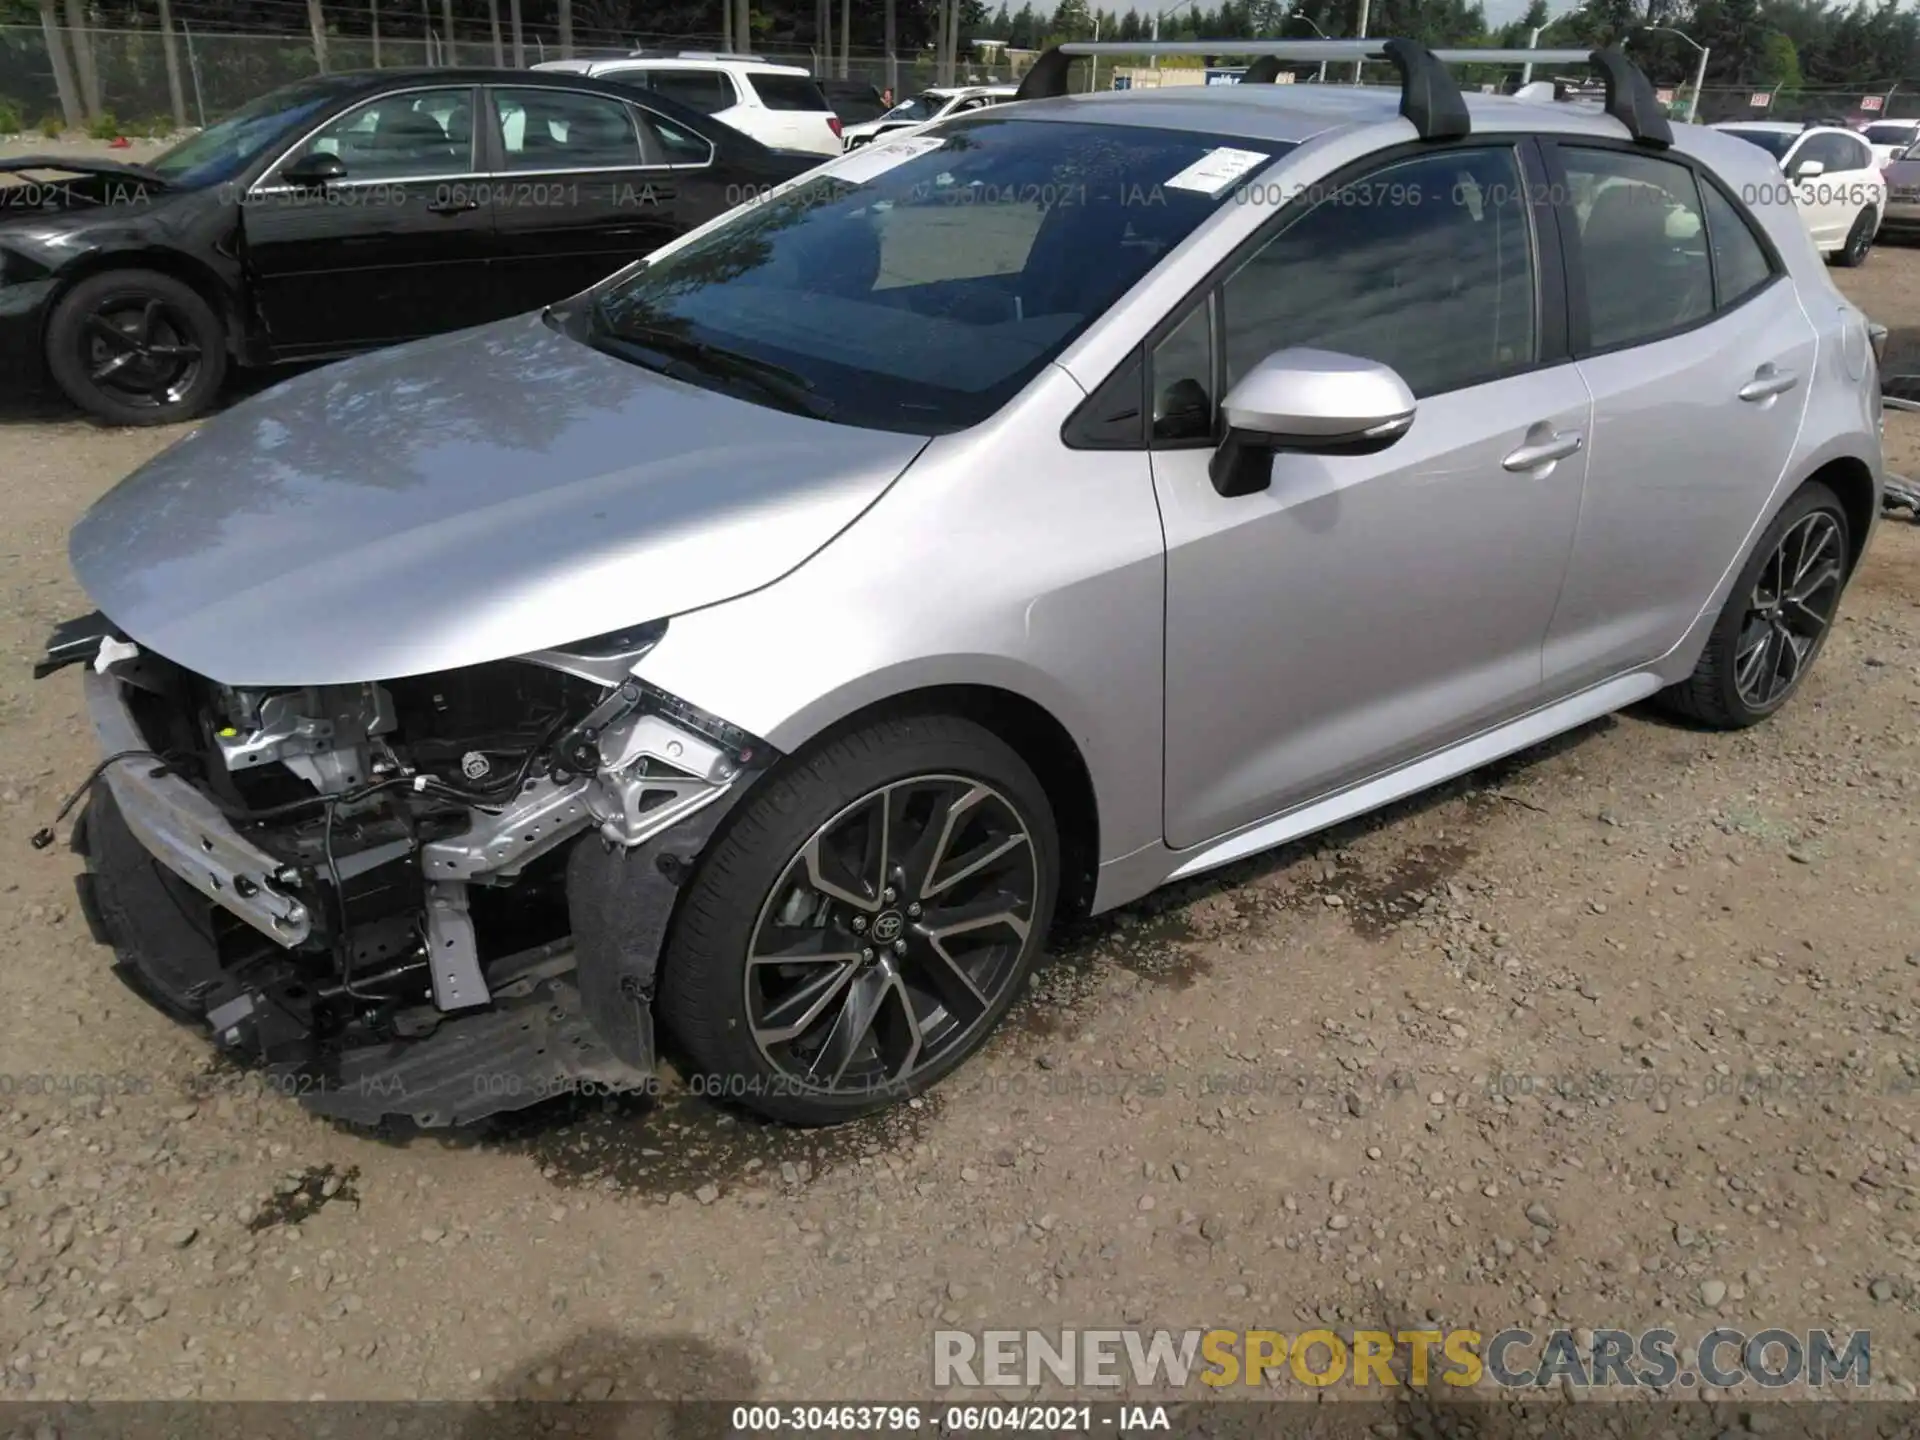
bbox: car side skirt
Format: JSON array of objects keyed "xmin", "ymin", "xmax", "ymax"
[{"xmin": 1091, "ymin": 669, "xmax": 1666, "ymax": 911}]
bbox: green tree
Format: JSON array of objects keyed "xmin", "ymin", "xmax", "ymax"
[{"xmin": 1756, "ymin": 29, "xmax": 1802, "ymax": 88}]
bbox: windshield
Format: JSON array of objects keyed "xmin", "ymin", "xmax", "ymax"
[
  {"xmin": 574, "ymin": 118, "xmax": 1284, "ymax": 434},
  {"xmin": 148, "ymin": 81, "xmax": 339, "ymax": 188},
  {"xmin": 883, "ymin": 93, "xmax": 946, "ymax": 123},
  {"xmin": 1864, "ymin": 122, "xmax": 1918, "ymax": 145},
  {"xmin": 1722, "ymin": 128, "xmax": 1796, "ymax": 160}
]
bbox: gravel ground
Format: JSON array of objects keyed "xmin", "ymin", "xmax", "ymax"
[{"xmin": 0, "ymin": 212, "xmax": 1918, "ymax": 1408}]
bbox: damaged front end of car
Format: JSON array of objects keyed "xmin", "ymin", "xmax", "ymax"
[{"xmin": 39, "ymin": 612, "xmax": 775, "ymax": 1127}]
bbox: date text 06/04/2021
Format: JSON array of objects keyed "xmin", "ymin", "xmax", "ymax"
[{"xmin": 730, "ymin": 1405, "xmax": 1172, "ymax": 1433}]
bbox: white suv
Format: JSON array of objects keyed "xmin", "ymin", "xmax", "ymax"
[
  {"xmin": 1715, "ymin": 121, "xmax": 1885, "ymax": 265},
  {"xmin": 531, "ymin": 52, "xmax": 843, "ymax": 155},
  {"xmin": 840, "ymin": 85, "xmax": 1018, "ymax": 149}
]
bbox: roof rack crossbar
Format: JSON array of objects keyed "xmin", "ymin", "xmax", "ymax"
[{"xmin": 1012, "ymin": 38, "xmax": 1672, "ymax": 148}]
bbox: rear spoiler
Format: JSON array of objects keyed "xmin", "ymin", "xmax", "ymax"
[{"xmin": 1012, "ymin": 39, "xmax": 1672, "ymax": 149}]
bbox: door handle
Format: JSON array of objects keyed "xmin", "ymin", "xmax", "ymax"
[
  {"xmin": 1739, "ymin": 365, "xmax": 1798, "ymax": 402},
  {"xmin": 425, "ymin": 197, "xmax": 480, "ymax": 215},
  {"xmin": 1502, "ymin": 429, "xmax": 1584, "ymax": 472}
]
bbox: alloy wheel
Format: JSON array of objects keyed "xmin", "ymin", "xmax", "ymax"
[
  {"xmin": 743, "ymin": 774, "xmax": 1037, "ymax": 1097},
  {"xmin": 81, "ymin": 295, "xmax": 203, "ymax": 409},
  {"xmin": 1734, "ymin": 510, "xmax": 1845, "ymax": 710}
]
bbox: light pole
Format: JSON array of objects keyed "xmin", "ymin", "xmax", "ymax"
[
  {"xmin": 1351, "ymin": 0, "xmax": 1368, "ymax": 83},
  {"xmin": 1633, "ymin": 25, "xmax": 1709, "ymax": 124},
  {"xmin": 1519, "ymin": 12, "xmax": 1579, "ymax": 85},
  {"xmin": 1086, "ymin": 12, "xmax": 1100, "ymax": 91},
  {"xmin": 1284, "ymin": 11, "xmax": 1329, "ymax": 83},
  {"xmin": 1150, "ymin": 0, "xmax": 1195, "ymax": 71}
]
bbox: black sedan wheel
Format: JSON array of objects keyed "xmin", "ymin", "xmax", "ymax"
[
  {"xmin": 46, "ymin": 269, "xmax": 228, "ymax": 426},
  {"xmin": 657, "ymin": 713, "xmax": 1058, "ymax": 1124}
]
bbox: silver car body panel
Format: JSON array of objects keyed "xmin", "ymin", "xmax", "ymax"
[
  {"xmin": 69, "ymin": 315, "xmax": 927, "ymax": 687},
  {"xmin": 637, "ymin": 100, "xmax": 1881, "ymax": 914},
  {"xmin": 70, "ymin": 88, "xmax": 1883, "ymax": 927}
]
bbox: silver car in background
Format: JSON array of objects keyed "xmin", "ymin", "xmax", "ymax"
[{"xmin": 41, "ymin": 40, "xmax": 1883, "ymax": 1128}]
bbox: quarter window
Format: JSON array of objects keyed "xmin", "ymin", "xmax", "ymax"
[
  {"xmin": 637, "ymin": 109, "xmax": 714, "ymax": 165},
  {"xmin": 493, "ymin": 89, "xmax": 642, "ymax": 171},
  {"xmin": 286, "ymin": 89, "xmax": 473, "ymax": 179},
  {"xmin": 1560, "ymin": 148, "xmax": 1711, "ymax": 352},
  {"xmin": 1151, "ymin": 299, "xmax": 1215, "ymax": 443},
  {"xmin": 1218, "ymin": 146, "xmax": 1537, "ymax": 399},
  {"xmin": 1699, "ymin": 180, "xmax": 1774, "ymax": 309}
]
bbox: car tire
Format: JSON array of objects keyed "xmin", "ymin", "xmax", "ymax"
[
  {"xmin": 77, "ymin": 791, "xmax": 224, "ymax": 1022},
  {"xmin": 1833, "ymin": 207, "xmax": 1877, "ymax": 267},
  {"xmin": 1655, "ymin": 481, "xmax": 1852, "ymax": 729},
  {"xmin": 45, "ymin": 268, "xmax": 228, "ymax": 426},
  {"xmin": 657, "ymin": 711, "xmax": 1059, "ymax": 1125}
]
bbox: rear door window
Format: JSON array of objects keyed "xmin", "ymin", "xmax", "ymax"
[
  {"xmin": 643, "ymin": 69, "xmax": 739, "ymax": 114},
  {"xmin": 1560, "ymin": 147, "xmax": 1712, "ymax": 352},
  {"xmin": 748, "ymin": 73, "xmax": 832, "ymax": 111},
  {"xmin": 492, "ymin": 88, "xmax": 644, "ymax": 171}
]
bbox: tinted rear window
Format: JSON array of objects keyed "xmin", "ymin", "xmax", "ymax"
[
  {"xmin": 642, "ymin": 70, "xmax": 737, "ymax": 114},
  {"xmin": 1865, "ymin": 123, "xmax": 1918, "ymax": 144},
  {"xmin": 750, "ymin": 73, "xmax": 832, "ymax": 111}
]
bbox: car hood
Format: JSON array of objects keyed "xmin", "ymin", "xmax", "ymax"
[
  {"xmin": 1884, "ymin": 156, "xmax": 1920, "ymax": 185},
  {"xmin": 70, "ymin": 314, "xmax": 928, "ymax": 687}
]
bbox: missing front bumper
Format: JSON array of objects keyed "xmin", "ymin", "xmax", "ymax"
[{"xmin": 84, "ymin": 668, "xmax": 311, "ymax": 946}]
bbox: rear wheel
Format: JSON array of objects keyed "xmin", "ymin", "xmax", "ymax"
[
  {"xmin": 1833, "ymin": 207, "xmax": 1877, "ymax": 268},
  {"xmin": 657, "ymin": 713, "xmax": 1058, "ymax": 1125},
  {"xmin": 1656, "ymin": 481, "xmax": 1851, "ymax": 728},
  {"xmin": 45, "ymin": 268, "xmax": 227, "ymax": 425}
]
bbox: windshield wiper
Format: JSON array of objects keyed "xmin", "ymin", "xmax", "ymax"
[{"xmin": 587, "ymin": 302, "xmax": 834, "ymax": 421}]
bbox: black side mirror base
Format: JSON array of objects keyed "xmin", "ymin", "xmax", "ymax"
[{"xmin": 1208, "ymin": 419, "xmax": 1415, "ymax": 497}]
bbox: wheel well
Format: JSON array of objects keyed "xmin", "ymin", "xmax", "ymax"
[
  {"xmin": 56, "ymin": 251, "xmax": 243, "ymax": 357},
  {"xmin": 838, "ymin": 685, "xmax": 1102, "ymax": 922},
  {"xmin": 1804, "ymin": 456, "xmax": 1877, "ymax": 570}
]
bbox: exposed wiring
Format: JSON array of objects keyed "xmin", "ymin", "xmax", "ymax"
[
  {"xmin": 28, "ymin": 749, "xmax": 167, "ymax": 850},
  {"xmin": 323, "ymin": 796, "xmax": 380, "ymax": 1003}
]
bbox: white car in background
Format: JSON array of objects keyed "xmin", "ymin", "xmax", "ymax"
[
  {"xmin": 1861, "ymin": 118, "xmax": 1920, "ymax": 167},
  {"xmin": 840, "ymin": 84, "xmax": 1017, "ymax": 149},
  {"xmin": 1716, "ymin": 121, "xmax": 1885, "ymax": 265},
  {"xmin": 532, "ymin": 52, "xmax": 845, "ymax": 155}
]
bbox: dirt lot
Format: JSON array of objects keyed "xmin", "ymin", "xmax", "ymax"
[{"xmin": 2, "ymin": 211, "xmax": 1920, "ymax": 1410}]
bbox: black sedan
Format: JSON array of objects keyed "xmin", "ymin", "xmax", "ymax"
[{"xmin": 0, "ymin": 69, "xmax": 824, "ymax": 424}]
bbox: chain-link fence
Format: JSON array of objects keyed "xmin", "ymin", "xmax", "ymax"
[
  {"xmin": 0, "ymin": 23, "xmax": 1006, "ymax": 134},
  {"xmin": 7, "ymin": 24, "xmax": 1911, "ymax": 138}
]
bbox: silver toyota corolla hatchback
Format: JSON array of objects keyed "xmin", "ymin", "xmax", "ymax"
[{"xmin": 40, "ymin": 41, "xmax": 1885, "ymax": 1127}]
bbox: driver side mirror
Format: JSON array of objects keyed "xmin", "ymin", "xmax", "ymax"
[
  {"xmin": 1208, "ymin": 348, "xmax": 1416, "ymax": 497},
  {"xmin": 1791, "ymin": 158, "xmax": 1826, "ymax": 181},
  {"xmin": 281, "ymin": 150, "xmax": 348, "ymax": 188}
]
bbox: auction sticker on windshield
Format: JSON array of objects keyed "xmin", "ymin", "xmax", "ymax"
[
  {"xmin": 1163, "ymin": 146, "xmax": 1271, "ymax": 197},
  {"xmin": 827, "ymin": 135, "xmax": 948, "ymax": 186}
]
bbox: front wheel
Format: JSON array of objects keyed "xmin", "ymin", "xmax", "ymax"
[
  {"xmin": 657, "ymin": 713, "xmax": 1058, "ymax": 1124},
  {"xmin": 1833, "ymin": 207, "xmax": 1877, "ymax": 268},
  {"xmin": 1656, "ymin": 481, "xmax": 1852, "ymax": 728},
  {"xmin": 45, "ymin": 268, "xmax": 228, "ymax": 425}
]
